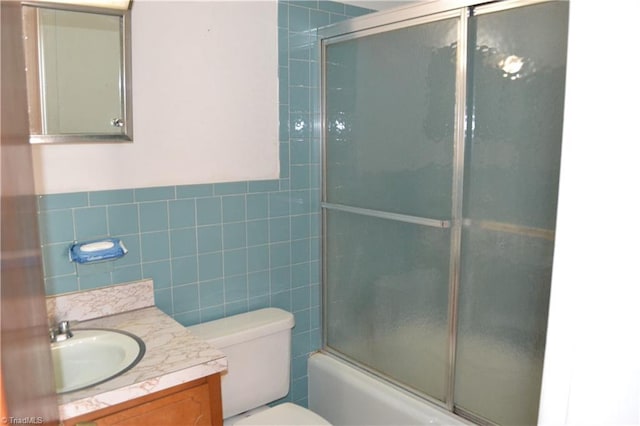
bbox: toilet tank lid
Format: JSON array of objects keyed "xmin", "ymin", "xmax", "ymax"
[{"xmin": 188, "ymin": 308, "xmax": 294, "ymax": 348}]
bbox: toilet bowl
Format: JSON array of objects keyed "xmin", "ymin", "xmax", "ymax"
[
  {"xmin": 229, "ymin": 403, "xmax": 329, "ymax": 426},
  {"xmin": 188, "ymin": 308, "xmax": 330, "ymax": 426}
]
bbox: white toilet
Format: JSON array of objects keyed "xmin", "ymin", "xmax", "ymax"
[{"xmin": 188, "ymin": 308, "xmax": 331, "ymax": 426}]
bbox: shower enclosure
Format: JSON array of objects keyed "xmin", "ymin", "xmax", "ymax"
[{"xmin": 320, "ymin": 0, "xmax": 569, "ymax": 424}]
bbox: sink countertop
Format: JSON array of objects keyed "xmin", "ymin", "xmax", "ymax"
[{"xmin": 53, "ymin": 300, "xmax": 227, "ymax": 420}]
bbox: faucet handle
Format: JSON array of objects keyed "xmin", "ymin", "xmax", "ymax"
[
  {"xmin": 50, "ymin": 320, "xmax": 74, "ymax": 341},
  {"xmin": 58, "ymin": 320, "xmax": 71, "ymax": 333}
]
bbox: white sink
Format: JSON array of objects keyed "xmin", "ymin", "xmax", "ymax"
[{"xmin": 51, "ymin": 328, "xmax": 145, "ymax": 394}]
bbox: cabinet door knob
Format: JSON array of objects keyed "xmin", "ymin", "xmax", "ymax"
[{"xmin": 75, "ymin": 422, "xmax": 97, "ymax": 426}]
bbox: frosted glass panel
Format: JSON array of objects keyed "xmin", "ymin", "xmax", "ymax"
[
  {"xmin": 462, "ymin": 3, "xmax": 567, "ymax": 229},
  {"xmin": 454, "ymin": 3, "xmax": 568, "ymax": 424},
  {"xmin": 455, "ymin": 228, "xmax": 555, "ymax": 424},
  {"xmin": 325, "ymin": 210, "xmax": 450, "ymax": 401},
  {"xmin": 325, "ymin": 18, "xmax": 458, "ymax": 219}
]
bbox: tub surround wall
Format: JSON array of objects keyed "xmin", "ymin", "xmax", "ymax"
[{"xmin": 47, "ymin": 281, "xmax": 227, "ymax": 420}]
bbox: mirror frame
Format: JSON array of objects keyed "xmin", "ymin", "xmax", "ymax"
[{"xmin": 22, "ymin": 2, "xmax": 133, "ymax": 144}]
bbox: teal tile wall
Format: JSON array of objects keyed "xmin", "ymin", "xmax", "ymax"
[{"xmin": 37, "ymin": 0, "xmax": 373, "ymax": 408}]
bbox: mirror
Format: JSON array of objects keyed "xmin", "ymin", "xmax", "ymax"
[{"xmin": 22, "ymin": 4, "xmax": 132, "ymax": 144}]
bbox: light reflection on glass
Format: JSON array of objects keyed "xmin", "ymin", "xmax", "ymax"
[
  {"xmin": 477, "ymin": 45, "xmax": 533, "ymax": 81},
  {"xmin": 294, "ymin": 118, "xmax": 306, "ymax": 132},
  {"xmin": 328, "ymin": 112, "xmax": 349, "ymax": 136},
  {"xmin": 500, "ymin": 55, "xmax": 524, "ymax": 74}
]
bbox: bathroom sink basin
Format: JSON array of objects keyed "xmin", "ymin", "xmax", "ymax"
[{"xmin": 51, "ymin": 328, "xmax": 145, "ymax": 394}]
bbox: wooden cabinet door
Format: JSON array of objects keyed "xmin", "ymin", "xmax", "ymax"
[
  {"xmin": 65, "ymin": 374, "xmax": 222, "ymax": 426},
  {"xmin": 94, "ymin": 383, "xmax": 211, "ymax": 425}
]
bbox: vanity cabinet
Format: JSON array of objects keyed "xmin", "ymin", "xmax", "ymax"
[{"xmin": 63, "ymin": 374, "xmax": 222, "ymax": 426}]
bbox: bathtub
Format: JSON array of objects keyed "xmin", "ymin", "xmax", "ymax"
[{"xmin": 308, "ymin": 352, "xmax": 470, "ymax": 426}]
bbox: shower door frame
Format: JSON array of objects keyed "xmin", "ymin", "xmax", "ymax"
[
  {"xmin": 319, "ymin": 3, "xmax": 468, "ymax": 414},
  {"xmin": 318, "ymin": 0, "xmax": 567, "ymax": 422}
]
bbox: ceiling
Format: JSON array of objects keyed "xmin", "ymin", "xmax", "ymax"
[{"xmin": 341, "ymin": 0, "xmax": 420, "ymax": 11}]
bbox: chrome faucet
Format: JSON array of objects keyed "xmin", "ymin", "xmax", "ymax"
[{"xmin": 49, "ymin": 320, "xmax": 73, "ymax": 343}]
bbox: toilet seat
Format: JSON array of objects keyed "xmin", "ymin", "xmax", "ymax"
[{"xmin": 233, "ymin": 403, "xmax": 331, "ymax": 426}]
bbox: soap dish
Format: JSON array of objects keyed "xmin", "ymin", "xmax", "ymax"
[{"xmin": 69, "ymin": 238, "xmax": 128, "ymax": 264}]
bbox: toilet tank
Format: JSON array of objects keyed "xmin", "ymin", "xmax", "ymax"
[{"xmin": 188, "ymin": 308, "xmax": 295, "ymax": 419}]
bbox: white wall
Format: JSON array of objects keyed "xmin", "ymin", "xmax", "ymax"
[
  {"xmin": 32, "ymin": 1, "xmax": 279, "ymax": 194},
  {"xmin": 539, "ymin": 1, "xmax": 640, "ymax": 424}
]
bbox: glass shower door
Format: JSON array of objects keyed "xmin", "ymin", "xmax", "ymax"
[
  {"xmin": 454, "ymin": 2, "xmax": 569, "ymax": 424},
  {"xmin": 322, "ymin": 1, "xmax": 569, "ymax": 423},
  {"xmin": 323, "ymin": 13, "xmax": 460, "ymax": 402}
]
